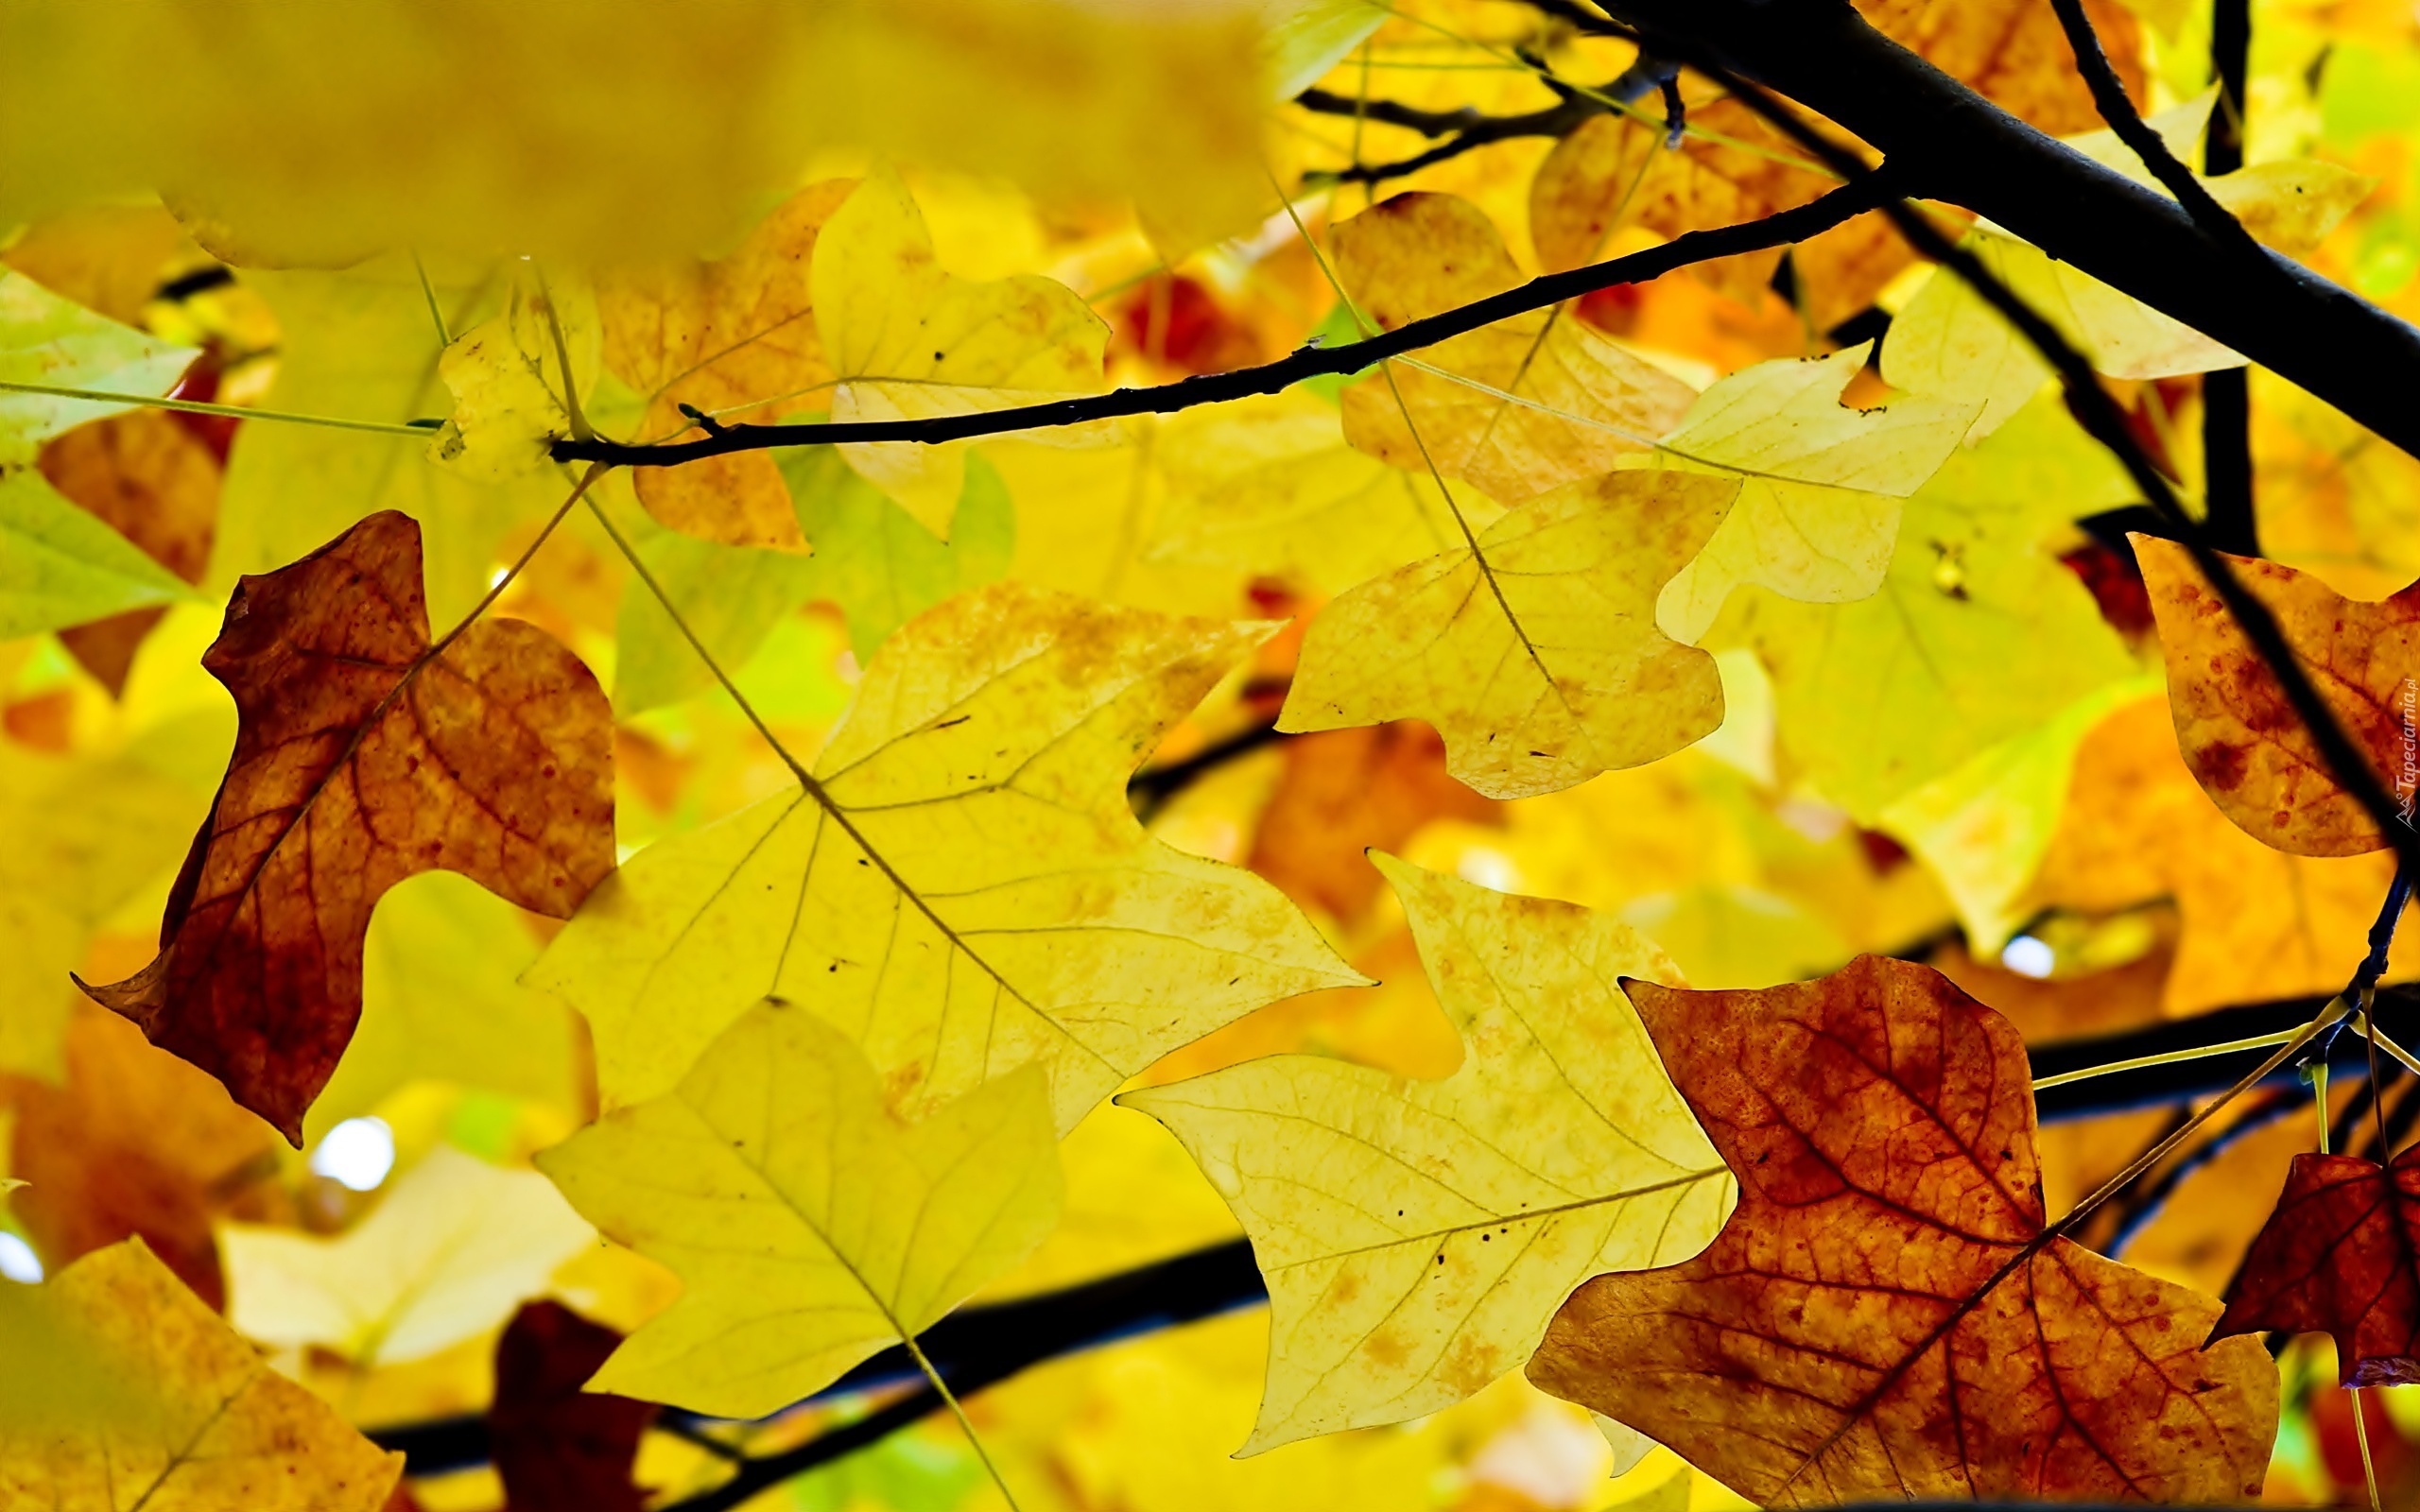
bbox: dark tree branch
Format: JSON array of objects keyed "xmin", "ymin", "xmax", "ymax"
[
  {"xmin": 1129, "ymin": 721, "xmax": 1289, "ymax": 821},
  {"xmin": 1589, "ymin": 0, "xmax": 2420, "ymax": 467},
  {"xmin": 1305, "ymin": 94, "xmax": 1607, "ymax": 188},
  {"xmin": 547, "ymin": 180, "xmax": 1888, "ymax": 470},
  {"xmin": 2204, "ymin": 0, "xmax": 2259, "ymax": 554},
  {"xmin": 2046, "ymin": 0, "xmax": 2258, "ymax": 251},
  {"xmin": 1672, "ymin": 58, "xmax": 2420, "ymax": 884}
]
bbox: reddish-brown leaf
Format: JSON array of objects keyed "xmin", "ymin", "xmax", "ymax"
[
  {"xmin": 490, "ymin": 1301, "xmax": 657, "ymax": 1512},
  {"xmin": 1527, "ymin": 954, "xmax": 2278, "ymax": 1505},
  {"xmin": 2133, "ymin": 534, "xmax": 2420, "ymax": 857},
  {"xmin": 76, "ymin": 510, "xmax": 614, "ymax": 1143},
  {"xmin": 2212, "ymin": 1146, "xmax": 2420, "ymax": 1386}
]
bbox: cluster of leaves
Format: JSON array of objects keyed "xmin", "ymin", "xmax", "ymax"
[{"xmin": 18, "ymin": 1, "xmax": 2420, "ymax": 1510}]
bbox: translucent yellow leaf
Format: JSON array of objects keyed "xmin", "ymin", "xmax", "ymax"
[
  {"xmin": 597, "ymin": 180, "xmax": 857, "ymax": 553},
  {"xmin": 528, "ymin": 580, "xmax": 1364, "ymax": 1132},
  {"xmin": 427, "ymin": 270, "xmax": 598, "ymax": 482},
  {"xmin": 1332, "ymin": 193, "xmax": 1698, "ymax": 505},
  {"xmin": 0, "ymin": 716, "xmax": 219, "ymax": 1080},
  {"xmin": 219, "ymin": 1144, "xmax": 593, "ymax": 1367},
  {"xmin": 0, "ymin": 1238, "xmax": 401, "ymax": 1511},
  {"xmin": 535, "ymin": 1000, "xmax": 1061, "ymax": 1417},
  {"xmin": 0, "ymin": 1, "xmax": 1267, "ymax": 267},
  {"xmin": 1149, "ymin": 392, "xmax": 1495, "ymax": 593},
  {"xmin": 1716, "ymin": 394, "xmax": 2138, "ymax": 821},
  {"xmin": 818, "ymin": 171, "xmax": 1111, "ymax": 534},
  {"xmin": 303, "ymin": 871, "xmax": 581, "ymax": 1145},
  {"xmin": 216, "ymin": 257, "xmax": 572, "ymax": 626},
  {"xmin": 1120, "ymin": 855, "xmax": 1731, "ymax": 1453},
  {"xmin": 1281, "ymin": 470, "xmax": 1738, "ymax": 799},
  {"xmin": 0, "ymin": 267, "xmax": 196, "ymax": 458},
  {"xmin": 992, "ymin": 431, "xmax": 1260, "ymax": 616},
  {"xmin": 1652, "ymin": 345, "xmax": 1977, "ymax": 644}
]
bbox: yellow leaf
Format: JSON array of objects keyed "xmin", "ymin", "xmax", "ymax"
[
  {"xmin": 427, "ymin": 269, "xmax": 598, "ymax": 482},
  {"xmin": 1150, "ymin": 391, "xmax": 1496, "ymax": 594},
  {"xmin": 216, "ymin": 257, "xmax": 572, "ymax": 626},
  {"xmin": 1120, "ymin": 855, "xmax": 1731, "ymax": 1453},
  {"xmin": 0, "ymin": 1, "xmax": 1268, "ymax": 266},
  {"xmin": 535, "ymin": 1000, "xmax": 1061, "ymax": 1417},
  {"xmin": 597, "ymin": 180, "xmax": 858, "ymax": 553},
  {"xmin": 1652, "ymin": 346, "xmax": 1977, "ymax": 644},
  {"xmin": 1332, "ymin": 193, "xmax": 1698, "ymax": 505},
  {"xmin": 528, "ymin": 580, "xmax": 1364, "ymax": 1132},
  {"xmin": 219, "ymin": 1144, "xmax": 593, "ymax": 1367},
  {"xmin": 818, "ymin": 171, "xmax": 1111, "ymax": 534},
  {"xmin": 0, "ymin": 1238, "xmax": 401, "ymax": 1511},
  {"xmin": 1280, "ymin": 470, "xmax": 1738, "ymax": 799}
]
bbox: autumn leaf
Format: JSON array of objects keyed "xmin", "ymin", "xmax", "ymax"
[
  {"xmin": 1858, "ymin": 0, "xmax": 2149, "ymax": 136},
  {"xmin": 597, "ymin": 180, "xmax": 856, "ymax": 552},
  {"xmin": 537, "ymin": 999, "xmax": 1061, "ymax": 1417},
  {"xmin": 489, "ymin": 1301, "xmax": 658, "ymax": 1512},
  {"xmin": 1282, "ymin": 469, "xmax": 1739, "ymax": 799},
  {"xmin": 1246, "ymin": 723, "xmax": 1501, "ymax": 921},
  {"xmin": 1332, "ymin": 193, "xmax": 1698, "ymax": 505},
  {"xmin": 1149, "ymin": 391, "xmax": 1495, "ymax": 594},
  {"xmin": 427, "ymin": 269, "xmax": 600, "ymax": 482},
  {"xmin": 0, "ymin": 1238, "xmax": 402, "ymax": 1511},
  {"xmin": 77, "ymin": 509, "xmax": 616, "ymax": 1142},
  {"xmin": 1122, "ymin": 856, "xmax": 1732, "ymax": 1452},
  {"xmin": 818, "ymin": 169, "xmax": 1111, "ymax": 533},
  {"xmin": 37, "ymin": 406, "xmax": 220, "ymax": 694},
  {"xmin": 5, "ymin": 1004, "xmax": 284, "ymax": 1310},
  {"xmin": 221, "ymin": 1143, "xmax": 593, "ymax": 1367},
  {"xmin": 2211, "ymin": 1146, "xmax": 2420, "ymax": 1386},
  {"xmin": 1528, "ymin": 954, "xmax": 2279, "ymax": 1504},
  {"xmin": 530, "ymin": 579, "xmax": 1362, "ymax": 1134},
  {"xmin": 1652, "ymin": 345, "xmax": 1977, "ymax": 645},
  {"xmin": 2133, "ymin": 534, "xmax": 2417, "ymax": 856}
]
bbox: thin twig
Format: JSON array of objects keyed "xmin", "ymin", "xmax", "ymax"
[
  {"xmin": 2046, "ymin": 0, "xmax": 2258, "ymax": 251},
  {"xmin": 547, "ymin": 180, "xmax": 1888, "ymax": 470},
  {"xmin": 0, "ymin": 377, "xmax": 432, "ymax": 438}
]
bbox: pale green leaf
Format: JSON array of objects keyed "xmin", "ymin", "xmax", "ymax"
[{"xmin": 0, "ymin": 266, "xmax": 195, "ymax": 459}]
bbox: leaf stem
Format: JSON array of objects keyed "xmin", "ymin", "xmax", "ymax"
[
  {"xmin": 411, "ymin": 251, "xmax": 453, "ymax": 348},
  {"xmin": 0, "ymin": 378, "xmax": 431, "ymax": 438},
  {"xmin": 2028, "ymin": 1027, "xmax": 2307, "ymax": 1091},
  {"xmin": 900, "ymin": 1332, "xmax": 1024, "ymax": 1512}
]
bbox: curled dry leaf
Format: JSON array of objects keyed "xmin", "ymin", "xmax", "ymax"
[
  {"xmin": 77, "ymin": 510, "xmax": 615, "ymax": 1142},
  {"xmin": 2212, "ymin": 1145, "xmax": 2420, "ymax": 1386},
  {"xmin": 1332, "ymin": 193, "xmax": 1697, "ymax": 506},
  {"xmin": 1528, "ymin": 954, "xmax": 2278, "ymax": 1505},
  {"xmin": 538, "ymin": 1001, "xmax": 1062, "ymax": 1418},
  {"xmin": 0, "ymin": 1237, "xmax": 402, "ymax": 1512},
  {"xmin": 1124, "ymin": 858, "xmax": 1731, "ymax": 1453},
  {"xmin": 1280, "ymin": 469, "xmax": 1739, "ymax": 799},
  {"xmin": 2133, "ymin": 534, "xmax": 2418, "ymax": 856},
  {"xmin": 597, "ymin": 179, "xmax": 857, "ymax": 553}
]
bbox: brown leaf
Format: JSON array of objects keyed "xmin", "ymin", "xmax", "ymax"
[
  {"xmin": 490, "ymin": 1301, "xmax": 657, "ymax": 1512},
  {"xmin": 2134, "ymin": 534, "xmax": 2419, "ymax": 857},
  {"xmin": 597, "ymin": 180, "xmax": 856, "ymax": 552},
  {"xmin": 2212, "ymin": 1146, "xmax": 2420, "ymax": 1386},
  {"xmin": 38, "ymin": 406, "xmax": 221, "ymax": 695},
  {"xmin": 76, "ymin": 510, "xmax": 615, "ymax": 1143},
  {"xmin": 1528, "ymin": 954, "xmax": 2278, "ymax": 1505},
  {"xmin": 5, "ymin": 1002, "xmax": 286, "ymax": 1310},
  {"xmin": 1247, "ymin": 723, "xmax": 1500, "ymax": 920},
  {"xmin": 1857, "ymin": 0, "xmax": 2149, "ymax": 137}
]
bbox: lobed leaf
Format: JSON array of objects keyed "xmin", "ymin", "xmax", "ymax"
[
  {"xmin": 537, "ymin": 1000, "xmax": 1062, "ymax": 1418},
  {"xmin": 77, "ymin": 510, "xmax": 617, "ymax": 1142},
  {"xmin": 2213, "ymin": 1146, "xmax": 2420, "ymax": 1385},
  {"xmin": 1124, "ymin": 856, "xmax": 1731, "ymax": 1452},
  {"xmin": 1529, "ymin": 955, "xmax": 2279, "ymax": 1504}
]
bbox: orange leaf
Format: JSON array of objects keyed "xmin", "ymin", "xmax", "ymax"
[
  {"xmin": 76, "ymin": 511, "xmax": 615, "ymax": 1143},
  {"xmin": 1528, "ymin": 954, "xmax": 2278, "ymax": 1504},
  {"xmin": 2134, "ymin": 534, "xmax": 2418, "ymax": 856},
  {"xmin": 596, "ymin": 180, "xmax": 856, "ymax": 552},
  {"xmin": 1246, "ymin": 723, "xmax": 1499, "ymax": 921},
  {"xmin": 2213, "ymin": 1146, "xmax": 2420, "ymax": 1386},
  {"xmin": 1857, "ymin": 0, "xmax": 2148, "ymax": 137}
]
